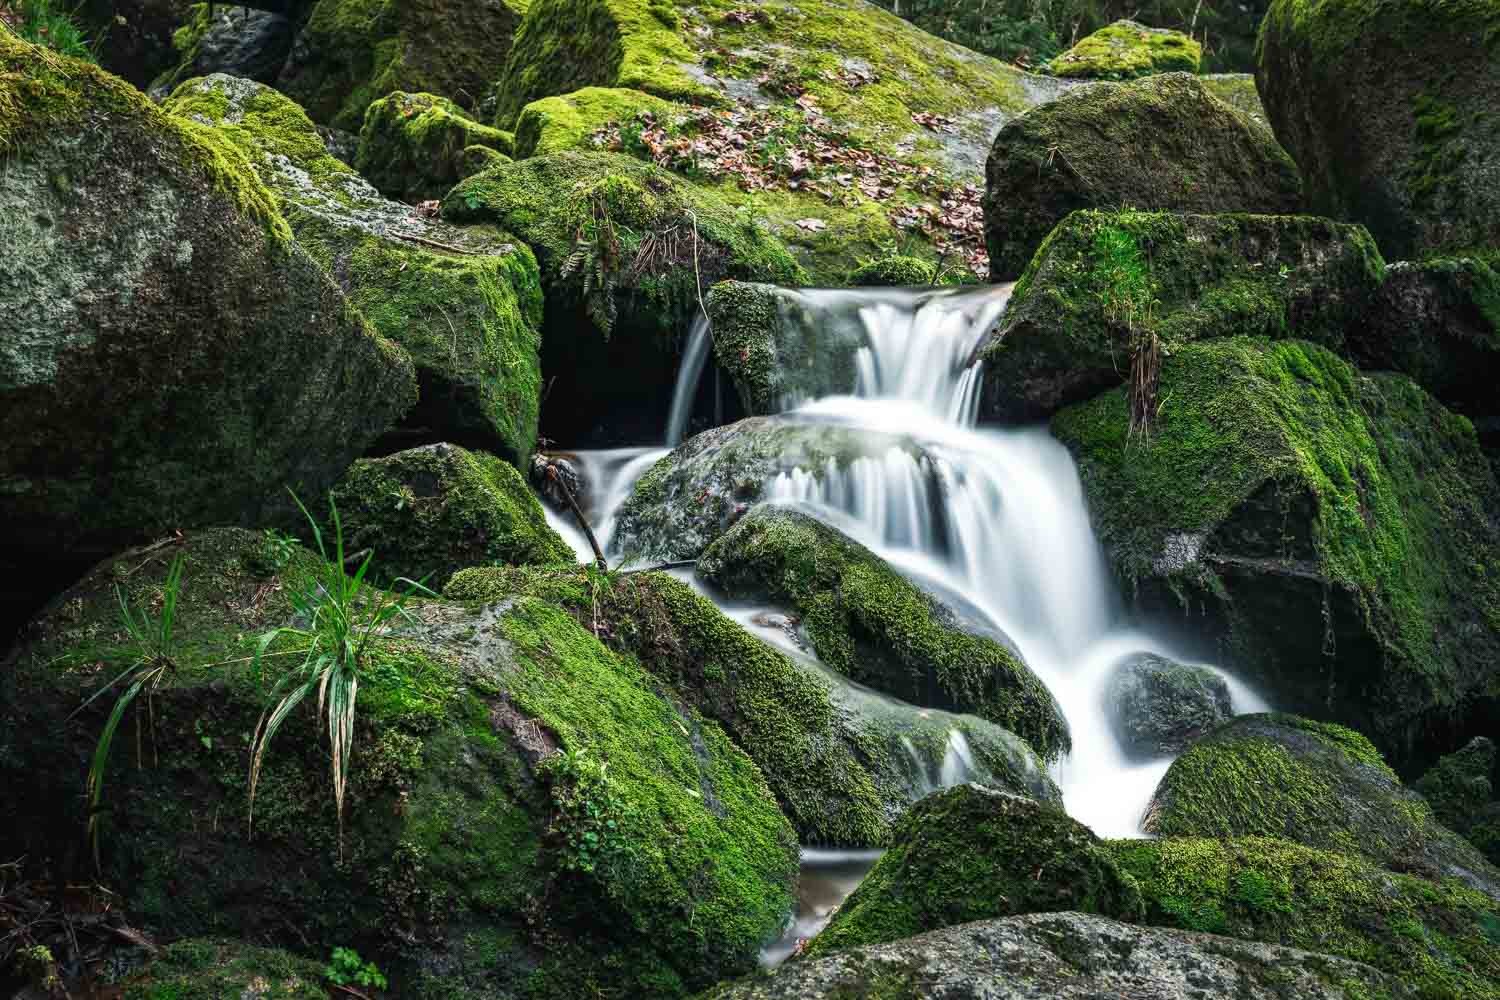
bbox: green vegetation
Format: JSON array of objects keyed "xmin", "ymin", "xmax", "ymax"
[
  {"xmin": 1417, "ymin": 738, "xmax": 1500, "ymax": 867},
  {"xmin": 323, "ymin": 946, "xmax": 387, "ymax": 991},
  {"xmin": 513, "ymin": 86, "xmax": 673, "ymax": 158},
  {"xmin": 356, "ymin": 91, "xmax": 516, "ymax": 201},
  {"xmin": 1049, "ymin": 20, "xmax": 1201, "ymax": 79},
  {"xmin": 123, "ymin": 939, "xmax": 327, "ymax": 1000},
  {"xmin": 3, "ymin": 0, "xmax": 96, "ymax": 59}
]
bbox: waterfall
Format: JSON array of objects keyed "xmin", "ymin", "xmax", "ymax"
[{"xmin": 665, "ymin": 315, "xmax": 713, "ymax": 447}]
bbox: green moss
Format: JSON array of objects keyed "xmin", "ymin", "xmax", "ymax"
[
  {"xmin": 1109, "ymin": 836, "xmax": 1500, "ymax": 999},
  {"xmin": 513, "ymin": 86, "xmax": 673, "ymax": 157},
  {"xmin": 805, "ymin": 784, "xmax": 1144, "ymax": 956},
  {"xmin": 122, "ymin": 938, "xmax": 327, "ymax": 1000},
  {"xmin": 848, "ymin": 253, "xmax": 939, "ymax": 286},
  {"xmin": 356, "ymin": 91, "xmax": 515, "ymax": 201},
  {"xmin": 1418, "ymin": 738, "xmax": 1500, "ymax": 867},
  {"xmin": 1050, "ymin": 20, "xmax": 1202, "ymax": 79},
  {"xmin": 699, "ymin": 506, "xmax": 1068, "ymax": 761}
]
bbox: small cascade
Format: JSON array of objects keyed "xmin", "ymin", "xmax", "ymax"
[
  {"xmin": 939, "ymin": 729, "xmax": 979, "ymax": 788},
  {"xmin": 665, "ymin": 315, "xmax": 713, "ymax": 447}
]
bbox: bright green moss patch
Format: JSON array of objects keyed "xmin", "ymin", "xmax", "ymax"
[
  {"xmin": 699, "ymin": 506, "xmax": 1068, "ymax": 761},
  {"xmin": 1109, "ymin": 836, "xmax": 1500, "ymax": 999},
  {"xmin": 513, "ymin": 86, "xmax": 673, "ymax": 157},
  {"xmin": 122, "ymin": 938, "xmax": 327, "ymax": 1000},
  {"xmin": 357, "ymin": 91, "xmax": 515, "ymax": 201},
  {"xmin": 1049, "ymin": 20, "xmax": 1201, "ymax": 79},
  {"xmin": 848, "ymin": 253, "xmax": 939, "ymax": 287}
]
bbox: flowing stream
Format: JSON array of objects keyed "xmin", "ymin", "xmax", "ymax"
[{"xmin": 544, "ymin": 284, "xmax": 1268, "ymax": 960}]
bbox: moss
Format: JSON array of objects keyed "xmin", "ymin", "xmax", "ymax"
[
  {"xmin": 1109, "ymin": 836, "xmax": 1500, "ymax": 999},
  {"xmin": 1198, "ymin": 73, "xmax": 1269, "ymax": 123},
  {"xmin": 356, "ymin": 91, "xmax": 515, "ymax": 202},
  {"xmin": 1049, "ymin": 20, "xmax": 1202, "ymax": 79},
  {"xmin": 1417, "ymin": 738, "xmax": 1500, "ymax": 867},
  {"xmin": 805, "ymin": 785, "xmax": 1144, "ymax": 956},
  {"xmin": 1051, "ymin": 338, "xmax": 1500, "ymax": 764},
  {"xmin": 513, "ymin": 85, "xmax": 673, "ymax": 157},
  {"xmin": 848, "ymin": 254, "xmax": 939, "ymax": 287},
  {"xmin": 122, "ymin": 938, "xmax": 327, "ymax": 1000},
  {"xmin": 699, "ymin": 506, "xmax": 1068, "ymax": 761}
]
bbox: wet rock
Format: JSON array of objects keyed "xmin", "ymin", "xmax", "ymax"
[
  {"xmin": 148, "ymin": 5, "xmax": 295, "ymax": 97},
  {"xmin": 1144, "ymin": 713, "xmax": 1500, "ymax": 898},
  {"xmin": 1048, "ymin": 20, "xmax": 1201, "ymax": 79},
  {"xmin": 1417, "ymin": 736, "xmax": 1500, "ymax": 868},
  {"xmin": 530, "ymin": 452, "xmax": 588, "ymax": 513},
  {"xmin": 1106, "ymin": 653, "xmax": 1233, "ymax": 756},
  {"xmin": 983, "ymin": 73, "xmax": 1300, "ymax": 280}
]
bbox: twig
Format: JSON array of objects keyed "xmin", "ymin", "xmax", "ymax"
[
  {"xmin": 545, "ymin": 465, "xmax": 607, "ymax": 572},
  {"xmin": 389, "ymin": 230, "xmax": 480, "ymax": 255},
  {"xmin": 342, "ymin": 548, "xmax": 373, "ymax": 569},
  {"xmin": 330, "ymin": 984, "xmax": 375, "ymax": 1000},
  {"xmin": 620, "ymin": 560, "xmax": 697, "ymax": 575},
  {"xmin": 686, "ymin": 210, "xmax": 714, "ymax": 342}
]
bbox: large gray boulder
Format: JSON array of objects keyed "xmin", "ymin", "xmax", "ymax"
[{"xmin": 1106, "ymin": 653, "xmax": 1232, "ymax": 756}]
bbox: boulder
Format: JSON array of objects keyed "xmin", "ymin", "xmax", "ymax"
[
  {"xmin": 1257, "ymin": 0, "xmax": 1500, "ymax": 259},
  {"xmin": 978, "ymin": 210, "xmax": 1384, "ymax": 421},
  {"xmin": 1199, "ymin": 73, "xmax": 1270, "ymax": 126},
  {"xmin": 0, "ymin": 528, "xmax": 797, "ymax": 998},
  {"xmin": 356, "ymin": 91, "xmax": 515, "ymax": 202},
  {"xmin": 983, "ymin": 73, "xmax": 1301, "ymax": 280},
  {"xmin": 847, "ymin": 254, "xmax": 939, "ymax": 287},
  {"xmin": 443, "ymin": 151, "xmax": 803, "ymax": 444},
  {"xmin": 1110, "ymin": 835, "xmax": 1500, "ymax": 998},
  {"xmin": 1051, "ymin": 338, "xmax": 1500, "ymax": 764},
  {"xmin": 148, "ymin": 4, "xmax": 295, "ymax": 97},
  {"xmin": 445, "ymin": 565, "xmax": 1060, "ymax": 845},
  {"xmin": 1106, "ymin": 652, "xmax": 1232, "ymax": 756},
  {"xmin": 166, "ymin": 75, "xmax": 545, "ymax": 467},
  {"xmin": 698, "ymin": 506, "xmax": 1068, "ymax": 761},
  {"xmin": 1048, "ymin": 20, "xmax": 1201, "ymax": 79},
  {"xmin": 512, "ymin": 86, "xmax": 674, "ymax": 158},
  {"xmin": 1418, "ymin": 737, "xmax": 1500, "ymax": 867},
  {"xmin": 1143, "ymin": 714, "xmax": 1500, "ymax": 897},
  {"xmin": 276, "ymin": 0, "xmax": 528, "ymax": 130},
  {"xmin": 327, "ymin": 444, "xmax": 573, "ymax": 589},
  {"xmin": 703, "ymin": 911, "xmax": 1417, "ymax": 999},
  {"xmin": 0, "ymin": 39, "xmax": 414, "ymax": 572},
  {"xmin": 805, "ymin": 784, "xmax": 1143, "ymax": 956}
]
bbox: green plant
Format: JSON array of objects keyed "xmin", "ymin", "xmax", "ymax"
[
  {"xmin": 559, "ymin": 189, "xmax": 624, "ymax": 336},
  {"xmin": 71, "ymin": 553, "xmax": 185, "ymax": 866},
  {"xmin": 5, "ymin": 0, "xmax": 98, "ymax": 60},
  {"xmin": 247, "ymin": 527, "xmax": 297, "ymax": 576},
  {"xmin": 324, "ymin": 946, "xmax": 387, "ymax": 991},
  {"xmin": 541, "ymin": 746, "xmax": 631, "ymax": 874},
  {"xmin": 1091, "ymin": 223, "xmax": 1163, "ymax": 437},
  {"xmin": 247, "ymin": 493, "xmax": 432, "ymax": 852}
]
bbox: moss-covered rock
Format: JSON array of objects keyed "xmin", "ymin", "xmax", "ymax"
[
  {"xmin": 148, "ymin": 3, "xmax": 295, "ymax": 98},
  {"xmin": 276, "ymin": 0, "xmax": 529, "ymax": 131},
  {"xmin": 444, "ymin": 151, "xmax": 803, "ymax": 443},
  {"xmin": 1256, "ymin": 0, "xmax": 1500, "ymax": 260},
  {"xmin": 1048, "ymin": 20, "xmax": 1201, "ymax": 79},
  {"xmin": 1199, "ymin": 73, "xmax": 1270, "ymax": 127},
  {"xmin": 327, "ymin": 443, "xmax": 572, "ymax": 588},
  {"xmin": 1051, "ymin": 338, "xmax": 1500, "ymax": 765},
  {"xmin": 1418, "ymin": 737, "xmax": 1500, "ymax": 868},
  {"xmin": 1106, "ymin": 653, "xmax": 1232, "ymax": 756},
  {"xmin": 698, "ymin": 506, "xmax": 1068, "ymax": 761},
  {"xmin": 166, "ymin": 75, "xmax": 545, "ymax": 466},
  {"xmin": 1110, "ymin": 835, "xmax": 1500, "ymax": 998},
  {"xmin": 847, "ymin": 254, "xmax": 940, "ymax": 287},
  {"xmin": 804, "ymin": 784, "xmax": 1143, "ymax": 956},
  {"xmin": 0, "ymin": 39, "xmax": 414, "ymax": 574},
  {"xmin": 121, "ymin": 938, "xmax": 327, "ymax": 1000},
  {"xmin": 445, "ymin": 565, "xmax": 1059, "ymax": 845},
  {"xmin": 0, "ymin": 528, "xmax": 797, "ymax": 998},
  {"xmin": 356, "ymin": 91, "xmax": 515, "ymax": 202},
  {"xmin": 513, "ymin": 86, "xmax": 674, "ymax": 158},
  {"xmin": 983, "ymin": 74, "xmax": 1301, "ymax": 280},
  {"xmin": 979, "ymin": 210, "xmax": 1385, "ymax": 421},
  {"xmin": 704, "ymin": 910, "xmax": 1418, "ymax": 999},
  {"xmin": 1143, "ymin": 714, "xmax": 1500, "ymax": 897}
]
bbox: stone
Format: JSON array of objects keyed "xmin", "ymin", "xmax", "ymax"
[{"xmin": 1106, "ymin": 652, "xmax": 1233, "ymax": 756}]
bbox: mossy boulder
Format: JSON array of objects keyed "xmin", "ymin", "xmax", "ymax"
[
  {"xmin": 327, "ymin": 443, "xmax": 572, "ymax": 588},
  {"xmin": 148, "ymin": 3, "xmax": 296, "ymax": 98},
  {"xmin": 704, "ymin": 911, "xmax": 1417, "ymax": 999},
  {"xmin": 1199, "ymin": 73, "xmax": 1271, "ymax": 128},
  {"xmin": 444, "ymin": 150, "xmax": 803, "ymax": 443},
  {"xmin": 121, "ymin": 938, "xmax": 327, "ymax": 1000},
  {"xmin": 1110, "ymin": 835, "xmax": 1500, "ymax": 998},
  {"xmin": 847, "ymin": 254, "xmax": 939, "ymax": 287},
  {"xmin": 983, "ymin": 73, "xmax": 1301, "ymax": 280},
  {"xmin": 804, "ymin": 784, "xmax": 1144, "ymax": 956},
  {"xmin": 276, "ymin": 0, "xmax": 529, "ymax": 131},
  {"xmin": 512, "ymin": 86, "xmax": 674, "ymax": 157},
  {"xmin": 356, "ymin": 91, "xmax": 516, "ymax": 202},
  {"xmin": 1048, "ymin": 20, "xmax": 1202, "ymax": 79},
  {"xmin": 612, "ymin": 417, "xmax": 935, "ymax": 562},
  {"xmin": 1256, "ymin": 0, "xmax": 1500, "ymax": 260},
  {"xmin": 166, "ymin": 75, "xmax": 546, "ymax": 467},
  {"xmin": 698, "ymin": 506, "xmax": 1068, "ymax": 761},
  {"xmin": 1418, "ymin": 737, "xmax": 1500, "ymax": 867},
  {"xmin": 1051, "ymin": 338, "xmax": 1500, "ymax": 764},
  {"xmin": 1106, "ymin": 653, "xmax": 1233, "ymax": 756},
  {"xmin": 979, "ymin": 210, "xmax": 1385, "ymax": 421},
  {"xmin": 0, "ymin": 39, "xmax": 414, "ymax": 574},
  {"xmin": 0, "ymin": 528, "xmax": 797, "ymax": 998},
  {"xmin": 1143, "ymin": 714, "xmax": 1500, "ymax": 897},
  {"xmin": 445, "ymin": 565, "xmax": 1059, "ymax": 845}
]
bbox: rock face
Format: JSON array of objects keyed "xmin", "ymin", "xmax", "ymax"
[
  {"xmin": 1257, "ymin": 0, "xmax": 1500, "ymax": 259},
  {"xmin": 166, "ymin": 75, "xmax": 545, "ymax": 467},
  {"xmin": 1418, "ymin": 737, "xmax": 1500, "ymax": 867},
  {"xmin": 0, "ymin": 528, "xmax": 797, "ymax": 998},
  {"xmin": 983, "ymin": 73, "xmax": 1301, "ymax": 280},
  {"xmin": 356, "ymin": 91, "xmax": 515, "ymax": 202},
  {"xmin": 277, "ymin": 0, "xmax": 528, "ymax": 130},
  {"xmin": 445, "ymin": 566, "xmax": 1060, "ymax": 845},
  {"xmin": 149, "ymin": 5, "xmax": 296, "ymax": 97},
  {"xmin": 1106, "ymin": 653, "xmax": 1232, "ymax": 756},
  {"xmin": 0, "ymin": 39, "xmax": 415, "ymax": 570},
  {"xmin": 806, "ymin": 785, "xmax": 1143, "ymax": 956},
  {"xmin": 1143, "ymin": 714, "xmax": 1500, "ymax": 897},
  {"xmin": 328, "ymin": 444, "xmax": 573, "ymax": 589},
  {"xmin": 979, "ymin": 210, "xmax": 1384, "ymax": 421},
  {"xmin": 1049, "ymin": 20, "xmax": 1202, "ymax": 79},
  {"xmin": 1052, "ymin": 338, "xmax": 1500, "ymax": 765},
  {"xmin": 704, "ymin": 911, "xmax": 1417, "ymax": 999},
  {"xmin": 699, "ymin": 506, "xmax": 1068, "ymax": 762}
]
